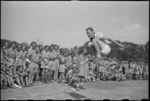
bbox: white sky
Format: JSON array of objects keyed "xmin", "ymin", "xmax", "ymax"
[{"xmin": 1, "ymin": 1, "xmax": 149, "ymax": 48}]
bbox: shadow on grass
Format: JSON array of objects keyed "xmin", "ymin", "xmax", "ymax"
[{"xmin": 66, "ymin": 92, "xmax": 87, "ymax": 100}]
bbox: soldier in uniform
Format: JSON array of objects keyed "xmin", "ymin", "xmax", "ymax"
[
  {"xmin": 98, "ymin": 60, "xmax": 106, "ymax": 81},
  {"xmin": 83, "ymin": 49, "xmax": 90, "ymax": 82},
  {"xmin": 143, "ymin": 63, "xmax": 148, "ymax": 80},
  {"xmin": 6, "ymin": 42, "xmax": 23, "ymax": 88},
  {"xmin": 139, "ymin": 62, "xmax": 144, "ymax": 80},
  {"xmin": 133, "ymin": 62, "xmax": 137, "ymax": 80},
  {"xmin": 59, "ymin": 50, "xmax": 67, "ymax": 82},
  {"xmin": 28, "ymin": 45, "xmax": 41, "ymax": 85},
  {"xmin": 1, "ymin": 45, "xmax": 8, "ymax": 88},
  {"xmin": 53, "ymin": 45, "xmax": 60, "ymax": 81},
  {"xmin": 89, "ymin": 61, "xmax": 96, "ymax": 82},
  {"xmin": 40, "ymin": 45, "xmax": 49, "ymax": 83},
  {"xmin": 76, "ymin": 49, "xmax": 86, "ymax": 90},
  {"xmin": 49, "ymin": 46, "xmax": 56, "ymax": 80},
  {"xmin": 129, "ymin": 62, "xmax": 134, "ymax": 80},
  {"xmin": 21, "ymin": 44, "xmax": 30, "ymax": 86},
  {"xmin": 66, "ymin": 52, "xmax": 73, "ymax": 73},
  {"xmin": 15, "ymin": 44, "xmax": 26, "ymax": 87}
]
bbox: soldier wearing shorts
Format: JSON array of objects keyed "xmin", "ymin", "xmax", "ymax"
[
  {"xmin": 76, "ymin": 49, "xmax": 86, "ymax": 90},
  {"xmin": 59, "ymin": 51, "xmax": 67, "ymax": 82},
  {"xmin": 52, "ymin": 45, "xmax": 60, "ymax": 81},
  {"xmin": 5, "ymin": 42, "xmax": 23, "ymax": 88},
  {"xmin": 28, "ymin": 45, "xmax": 41, "ymax": 85}
]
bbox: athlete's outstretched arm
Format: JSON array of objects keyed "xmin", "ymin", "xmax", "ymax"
[{"xmin": 102, "ymin": 35, "xmax": 123, "ymax": 48}]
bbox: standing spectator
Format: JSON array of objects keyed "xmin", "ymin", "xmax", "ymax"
[
  {"xmin": 59, "ymin": 51, "xmax": 66, "ymax": 82},
  {"xmin": 41, "ymin": 45, "xmax": 51, "ymax": 83},
  {"xmin": 53, "ymin": 45, "xmax": 60, "ymax": 81},
  {"xmin": 28, "ymin": 45, "xmax": 41, "ymax": 85}
]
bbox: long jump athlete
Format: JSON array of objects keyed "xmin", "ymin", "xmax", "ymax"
[{"xmin": 86, "ymin": 27, "xmax": 124, "ymax": 61}]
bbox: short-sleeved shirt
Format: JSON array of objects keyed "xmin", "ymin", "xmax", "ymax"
[
  {"xmin": 78, "ymin": 55, "xmax": 85, "ymax": 76},
  {"xmin": 60, "ymin": 55, "xmax": 65, "ymax": 64},
  {"xmin": 22, "ymin": 51, "xmax": 27, "ymax": 59},
  {"xmin": 118, "ymin": 66, "xmax": 122, "ymax": 72},
  {"xmin": 6, "ymin": 48, "xmax": 16, "ymax": 63},
  {"xmin": 49, "ymin": 61, "xmax": 56, "ymax": 70},
  {"xmin": 41, "ymin": 50, "xmax": 51, "ymax": 64},
  {"xmin": 50, "ymin": 51, "xmax": 58, "ymax": 60},
  {"xmin": 66, "ymin": 56, "xmax": 72, "ymax": 67},
  {"xmin": 15, "ymin": 50, "xmax": 25, "ymax": 66},
  {"xmin": 30, "ymin": 52, "xmax": 41, "ymax": 63},
  {"xmin": 27, "ymin": 47, "xmax": 36, "ymax": 58},
  {"xmin": 59, "ymin": 64, "xmax": 66, "ymax": 73}
]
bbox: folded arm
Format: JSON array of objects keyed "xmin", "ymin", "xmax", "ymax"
[{"xmin": 102, "ymin": 35, "xmax": 123, "ymax": 48}]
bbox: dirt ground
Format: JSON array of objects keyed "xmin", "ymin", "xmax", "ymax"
[{"xmin": 1, "ymin": 80, "xmax": 148, "ymax": 100}]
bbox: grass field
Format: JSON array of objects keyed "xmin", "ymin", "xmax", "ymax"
[{"xmin": 1, "ymin": 80, "xmax": 148, "ymax": 100}]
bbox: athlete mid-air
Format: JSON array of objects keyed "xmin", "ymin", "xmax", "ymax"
[{"xmin": 85, "ymin": 27, "xmax": 124, "ymax": 61}]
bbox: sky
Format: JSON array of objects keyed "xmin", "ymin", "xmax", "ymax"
[{"xmin": 1, "ymin": 1, "xmax": 149, "ymax": 48}]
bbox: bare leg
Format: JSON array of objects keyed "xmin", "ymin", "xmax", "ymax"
[
  {"xmin": 15, "ymin": 77, "xmax": 22, "ymax": 87},
  {"xmin": 29, "ymin": 69, "xmax": 34, "ymax": 84},
  {"xmin": 1, "ymin": 77, "xmax": 4, "ymax": 86},
  {"xmin": 28, "ymin": 71, "xmax": 32, "ymax": 84},
  {"xmin": 6, "ymin": 75, "xmax": 11, "ymax": 86},
  {"xmin": 30, "ymin": 70, "xmax": 35, "ymax": 84},
  {"xmin": 20, "ymin": 76, "xmax": 25, "ymax": 87},
  {"xmin": 45, "ymin": 69, "xmax": 49, "ymax": 83},
  {"xmin": 35, "ymin": 68, "xmax": 40, "ymax": 81},
  {"xmin": 62, "ymin": 72, "xmax": 65, "ymax": 81},
  {"xmin": 54, "ymin": 59, "xmax": 60, "ymax": 80},
  {"xmin": 41, "ymin": 68, "xmax": 45, "ymax": 83},
  {"xmin": 48, "ymin": 69, "xmax": 52, "ymax": 82},
  {"xmin": 1, "ymin": 75, "xmax": 7, "ymax": 87},
  {"xmin": 59, "ymin": 72, "xmax": 63, "ymax": 81},
  {"xmin": 25, "ymin": 76, "xmax": 29, "ymax": 86},
  {"xmin": 9, "ymin": 70, "xmax": 15, "ymax": 86},
  {"xmin": 92, "ymin": 39, "xmax": 102, "ymax": 58}
]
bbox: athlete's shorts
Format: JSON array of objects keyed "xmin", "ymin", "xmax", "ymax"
[{"xmin": 101, "ymin": 44, "xmax": 111, "ymax": 55}]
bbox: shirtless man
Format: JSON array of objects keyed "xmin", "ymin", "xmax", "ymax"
[{"xmin": 86, "ymin": 27, "xmax": 124, "ymax": 61}]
